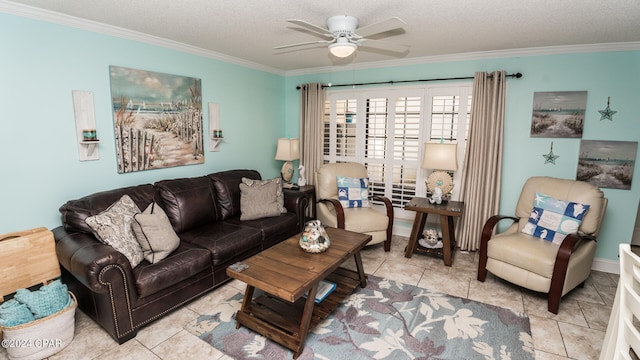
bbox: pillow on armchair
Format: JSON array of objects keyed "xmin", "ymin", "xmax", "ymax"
[
  {"xmin": 337, "ymin": 176, "xmax": 370, "ymax": 208},
  {"xmin": 521, "ymin": 192, "xmax": 590, "ymax": 244}
]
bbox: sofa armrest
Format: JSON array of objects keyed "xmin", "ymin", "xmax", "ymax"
[
  {"xmin": 53, "ymin": 226, "xmax": 138, "ymax": 298},
  {"xmin": 283, "ymin": 189, "xmax": 310, "ymax": 231}
]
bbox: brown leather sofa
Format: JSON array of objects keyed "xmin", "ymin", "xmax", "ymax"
[{"xmin": 53, "ymin": 169, "xmax": 307, "ymax": 344}]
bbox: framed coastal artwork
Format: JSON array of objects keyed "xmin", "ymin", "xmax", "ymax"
[
  {"xmin": 530, "ymin": 91, "xmax": 587, "ymax": 138},
  {"xmin": 109, "ymin": 66, "xmax": 203, "ymax": 173},
  {"xmin": 577, "ymin": 140, "xmax": 638, "ymax": 190}
]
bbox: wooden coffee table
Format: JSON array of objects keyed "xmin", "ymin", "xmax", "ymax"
[{"xmin": 226, "ymin": 227, "xmax": 371, "ymax": 358}]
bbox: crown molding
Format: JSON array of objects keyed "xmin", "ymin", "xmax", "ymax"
[
  {"xmin": 3, "ymin": 1, "xmax": 638, "ymax": 78},
  {"xmin": 285, "ymin": 41, "xmax": 640, "ymax": 76},
  {"xmin": 0, "ymin": 0, "xmax": 286, "ymax": 75}
]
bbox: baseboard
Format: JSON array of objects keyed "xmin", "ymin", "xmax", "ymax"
[
  {"xmin": 592, "ymin": 258, "xmax": 620, "ymax": 274},
  {"xmin": 391, "ymin": 222, "xmax": 620, "ymax": 274},
  {"xmin": 392, "ymin": 223, "xmax": 411, "ymax": 238}
]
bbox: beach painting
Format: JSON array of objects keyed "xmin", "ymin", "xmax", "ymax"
[
  {"xmin": 531, "ymin": 91, "xmax": 587, "ymax": 138},
  {"xmin": 109, "ymin": 66, "xmax": 203, "ymax": 173},
  {"xmin": 577, "ymin": 140, "xmax": 638, "ymax": 190}
]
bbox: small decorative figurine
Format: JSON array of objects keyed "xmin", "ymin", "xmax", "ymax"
[
  {"xmin": 298, "ymin": 165, "xmax": 307, "ymax": 186},
  {"xmin": 419, "ymin": 228, "xmax": 443, "ymax": 249},
  {"xmin": 299, "ymin": 220, "xmax": 330, "ymax": 253},
  {"xmin": 429, "ymin": 187, "xmax": 443, "ymax": 204}
]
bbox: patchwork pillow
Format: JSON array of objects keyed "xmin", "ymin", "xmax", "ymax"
[
  {"xmin": 241, "ymin": 177, "xmax": 287, "ymax": 213},
  {"xmin": 337, "ymin": 176, "xmax": 370, "ymax": 208},
  {"xmin": 521, "ymin": 192, "xmax": 590, "ymax": 244},
  {"xmin": 239, "ymin": 179, "xmax": 282, "ymax": 221},
  {"xmin": 132, "ymin": 202, "xmax": 180, "ymax": 264},
  {"xmin": 85, "ymin": 194, "xmax": 144, "ymax": 267}
]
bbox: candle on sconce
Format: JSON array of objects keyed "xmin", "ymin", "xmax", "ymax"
[{"xmin": 82, "ymin": 129, "xmax": 97, "ymax": 141}]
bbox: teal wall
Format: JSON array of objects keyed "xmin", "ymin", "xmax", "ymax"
[
  {"xmin": 2, "ymin": 11, "xmax": 639, "ymax": 263},
  {"xmin": 0, "ymin": 13, "xmax": 285, "ymax": 234},
  {"xmin": 285, "ymin": 51, "xmax": 640, "ymax": 261}
]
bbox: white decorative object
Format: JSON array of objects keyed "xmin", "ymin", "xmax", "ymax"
[
  {"xmin": 419, "ymin": 228, "xmax": 443, "ymax": 249},
  {"xmin": 428, "ymin": 187, "xmax": 443, "ymax": 205},
  {"xmin": 298, "ymin": 165, "xmax": 307, "ymax": 186}
]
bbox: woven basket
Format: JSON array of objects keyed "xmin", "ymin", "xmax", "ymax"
[
  {"xmin": 0, "ymin": 228, "xmax": 76, "ymax": 360},
  {"xmin": 1, "ymin": 292, "xmax": 76, "ymax": 360}
]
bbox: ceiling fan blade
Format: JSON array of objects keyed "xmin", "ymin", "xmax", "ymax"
[
  {"xmin": 358, "ymin": 39, "xmax": 410, "ymax": 53},
  {"xmin": 274, "ymin": 40, "xmax": 332, "ymax": 50},
  {"xmin": 286, "ymin": 19, "xmax": 332, "ymax": 37},
  {"xmin": 356, "ymin": 17, "xmax": 406, "ymax": 38}
]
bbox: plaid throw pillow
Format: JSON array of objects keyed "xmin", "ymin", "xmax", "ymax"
[
  {"xmin": 337, "ymin": 176, "xmax": 370, "ymax": 208},
  {"xmin": 521, "ymin": 192, "xmax": 590, "ymax": 244}
]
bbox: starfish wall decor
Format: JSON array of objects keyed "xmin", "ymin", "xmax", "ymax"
[
  {"xmin": 598, "ymin": 96, "xmax": 617, "ymax": 121},
  {"xmin": 543, "ymin": 142, "xmax": 559, "ymax": 164}
]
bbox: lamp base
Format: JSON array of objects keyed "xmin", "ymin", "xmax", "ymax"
[
  {"xmin": 426, "ymin": 171, "xmax": 453, "ymax": 195},
  {"xmin": 281, "ymin": 161, "xmax": 294, "ymax": 183},
  {"xmin": 425, "ymin": 170, "xmax": 453, "ymax": 205}
]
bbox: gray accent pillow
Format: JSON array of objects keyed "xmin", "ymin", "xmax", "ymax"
[
  {"xmin": 85, "ymin": 194, "xmax": 144, "ymax": 267},
  {"xmin": 239, "ymin": 180, "xmax": 282, "ymax": 221},
  {"xmin": 132, "ymin": 202, "xmax": 180, "ymax": 264},
  {"xmin": 241, "ymin": 177, "xmax": 287, "ymax": 213}
]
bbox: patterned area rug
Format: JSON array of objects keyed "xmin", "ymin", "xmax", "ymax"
[{"xmin": 185, "ymin": 275, "xmax": 534, "ymax": 359}]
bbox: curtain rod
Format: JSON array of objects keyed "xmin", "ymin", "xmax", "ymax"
[{"xmin": 296, "ymin": 72, "xmax": 522, "ymax": 90}]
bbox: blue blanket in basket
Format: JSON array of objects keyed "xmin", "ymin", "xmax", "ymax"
[{"xmin": 0, "ymin": 280, "xmax": 72, "ymax": 327}]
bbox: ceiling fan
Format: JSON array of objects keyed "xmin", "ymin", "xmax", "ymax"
[{"xmin": 274, "ymin": 15, "xmax": 409, "ymax": 58}]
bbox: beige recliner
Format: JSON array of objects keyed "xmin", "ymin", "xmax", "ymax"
[
  {"xmin": 315, "ymin": 162, "xmax": 394, "ymax": 251},
  {"xmin": 477, "ymin": 176, "xmax": 607, "ymax": 314}
]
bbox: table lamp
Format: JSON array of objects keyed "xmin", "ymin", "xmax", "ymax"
[
  {"xmin": 275, "ymin": 138, "xmax": 300, "ymax": 186},
  {"xmin": 422, "ymin": 142, "xmax": 457, "ymax": 203}
]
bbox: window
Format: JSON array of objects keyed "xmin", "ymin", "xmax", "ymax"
[{"xmin": 324, "ymin": 84, "xmax": 472, "ymax": 219}]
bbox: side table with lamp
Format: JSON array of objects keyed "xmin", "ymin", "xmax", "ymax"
[{"xmin": 403, "ymin": 142, "xmax": 463, "ymax": 266}]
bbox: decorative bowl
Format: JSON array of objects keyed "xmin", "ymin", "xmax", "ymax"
[{"xmin": 299, "ymin": 220, "xmax": 330, "ymax": 253}]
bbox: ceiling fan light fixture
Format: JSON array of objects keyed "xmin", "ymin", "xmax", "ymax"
[{"xmin": 329, "ymin": 38, "xmax": 357, "ymax": 57}]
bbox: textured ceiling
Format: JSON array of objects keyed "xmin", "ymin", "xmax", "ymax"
[{"xmin": 4, "ymin": 0, "xmax": 640, "ymax": 73}]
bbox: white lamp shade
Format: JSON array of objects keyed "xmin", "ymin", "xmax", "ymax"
[
  {"xmin": 275, "ymin": 138, "xmax": 300, "ymax": 161},
  {"xmin": 328, "ymin": 38, "xmax": 357, "ymax": 58},
  {"xmin": 422, "ymin": 143, "xmax": 457, "ymax": 171}
]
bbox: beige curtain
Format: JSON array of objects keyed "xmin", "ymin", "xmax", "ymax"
[
  {"xmin": 299, "ymin": 83, "xmax": 326, "ymax": 186},
  {"xmin": 456, "ymin": 71, "xmax": 507, "ymax": 251}
]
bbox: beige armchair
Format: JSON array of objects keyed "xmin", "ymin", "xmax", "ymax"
[
  {"xmin": 477, "ymin": 176, "xmax": 607, "ymax": 314},
  {"xmin": 315, "ymin": 162, "xmax": 394, "ymax": 251}
]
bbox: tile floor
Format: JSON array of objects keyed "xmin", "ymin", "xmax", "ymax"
[{"xmin": 0, "ymin": 235, "xmax": 618, "ymax": 360}]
